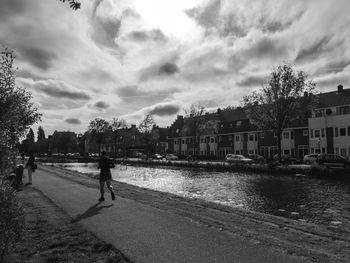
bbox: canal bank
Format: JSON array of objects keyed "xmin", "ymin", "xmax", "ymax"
[{"xmin": 34, "ymin": 164, "xmax": 350, "ymax": 262}]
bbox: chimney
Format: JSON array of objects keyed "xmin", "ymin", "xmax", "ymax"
[{"xmin": 337, "ymin": 84, "xmax": 344, "ymax": 93}]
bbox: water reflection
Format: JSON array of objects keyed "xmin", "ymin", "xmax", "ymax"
[{"xmin": 49, "ymin": 163, "xmax": 350, "ymax": 226}]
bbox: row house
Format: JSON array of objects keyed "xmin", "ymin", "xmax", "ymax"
[
  {"xmin": 168, "ymin": 107, "xmax": 309, "ymax": 160},
  {"xmin": 308, "ymin": 85, "xmax": 350, "ymax": 157},
  {"xmin": 168, "ymin": 85, "xmax": 350, "ymax": 160}
]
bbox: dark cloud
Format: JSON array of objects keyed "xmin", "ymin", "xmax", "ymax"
[
  {"xmin": 127, "ymin": 29, "xmax": 167, "ymax": 42},
  {"xmin": 65, "ymin": 118, "xmax": 81, "ymax": 125},
  {"xmin": 296, "ymin": 37, "xmax": 331, "ymax": 62},
  {"xmin": 122, "ymin": 8, "xmax": 141, "ymax": 19},
  {"xmin": 316, "ymin": 75, "xmax": 350, "ymax": 90},
  {"xmin": 246, "ymin": 37, "xmax": 287, "ymax": 59},
  {"xmin": 94, "ymin": 101, "xmax": 110, "ymax": 109},
  {"xmin": 18, "ymin": 46, "xmax": 57, "ymax": 70},
  {"xmin": 139, "ymin": 62, "xmax": 179, "ymax": 81},
  {"xmin": 32, "ymin": 80, "xmax": 91, "ymax": 100},
  {"xmin": 0, "ymin": 0, "xmax": 29, "ymax": 21},
  {"xmin": 159, "ymin": 63, "xmax": 179, "ymax": 75},
  {"xmin": 237, "ymin": 75, "xmax": 267, "ymax": 87},
  {"xmin": 78, "ymin": 68, "xmax": 115, "ymax": 82},
  {"xmin": 185, "ymin": 0, "xmax": 221, "ymax": 29},
  {"xmin": 315, "ymin": 60, "xmax": 350, "ymax": 75},
  {"xmin": 149, "ymin": 104, "xmax": 180, "ymax": 116},
  {"xmin": 91, "ymin": 0, "xmax": 121, "ymax": 48},
  {"xmin": 183, "ymin": 67, "xmax": 230, "ymax": 83},
  {"xmin": 259, "ymin": 10, "xmax": 304, "ymax": 33},
  {"xmin": 116, "ymin": 85, "xmax": 180, "ymax": 105}
]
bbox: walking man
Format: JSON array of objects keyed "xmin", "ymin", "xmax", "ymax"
[
  {"xmin": 25, "ymin": 152, "xmax": 35, "ymax": 185},
  {"xmin": 97, "ymin": 151, "xmax": 116, "ymax": 202}
]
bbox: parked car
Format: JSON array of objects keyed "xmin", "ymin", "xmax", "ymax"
[
  {"xmin": 165, "ymin": 154, "xmax": 178, "ymax": 160},
  {"xmin": 316, "ymin": 154, "xmax": 350, "ymax": 168},
  {"xmin": 303, "ymin": 154, "xmax": 319, "ymax": 164},
  {"xmin": 152, "ymin": 154, "xmax": 163, "ymax": 160},
  {"xmin": 273, "ymin": 154, "xmax": 300, "ymax": 164},
  {"xmin": 225, "ymin": 154, "xmax": 254, "ymax": 164},
  {"xmin": 248, "ymin": 154, "xmax": 266, "ymax": 164}
]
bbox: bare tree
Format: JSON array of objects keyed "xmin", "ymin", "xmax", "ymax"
[
  {"xmin": 138, "ymin": 114, "xmax": 156, "ymax": 157},
  {"xmin": 242, "ymin": 63, "xmax": 318, "ymax": 160},
  {"xmin": 181, "ymin": 104, "xmax": 208, "ymax": 156},
  {"xmin": 110, "ymin": 117, "xmax": 127, "ymax": 157},
  {"xmin": 88, "ymin": 118, "xmax": 110, "ymax": 156}
]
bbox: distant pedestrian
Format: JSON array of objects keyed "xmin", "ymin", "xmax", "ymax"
[
  {"xmin": 97, "ymin": 151, "xmax": 116, "ymax": 202},
  {"xmin": 21, "ymin": 152, "xmax": 25, "ymax": 164},
  {"xmin": 25, "ymin": 152, "xmax": 35, "ymax": 185}
]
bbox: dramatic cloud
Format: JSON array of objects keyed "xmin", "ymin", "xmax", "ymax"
[
  {"xmin": 3, "ymin": 0, "xmax": 350, "ymax": 134},
  {"xmin": 18, "ymin": 46, "xmax": 57, "ymax": 70},
  {"xmin": 125, "ymin": 29, "xmax": 167, "ymax": 42},
  {"xmin": 139, "ymin": 62, "xmax": 179, "ymax": 81},
  {"xmin": 65, "ymin": 118, "xmax": 81, "ymax": 125},
  {"xmin": 116, "ymin": 85, "xmax": 180, "ymax": 104},
  {"xmin": 237, "ymin": 75, "xmax": 267, "ymax": 87},
  {"xmin": 90, "ymin": 0, "xmax": 122, "ymax": 48},
  {"xmin": 149, "ymin": 103, "xmax": 181, "ymax": 116},
  {"xmin": 18, "ymin": 78, "xmax": 91, "ymax": 100},
  {"xmin": 94, "ymin": 101, "xmax": 110, "ymax": 109}
]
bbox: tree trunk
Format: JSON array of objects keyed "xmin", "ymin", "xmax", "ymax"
[{"xmin": 277, "ymin": 131, "xmax": 282, "ymax": 161}]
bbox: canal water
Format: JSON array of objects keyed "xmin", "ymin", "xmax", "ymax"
[{"xmin": 48, "ymin": 163, "xmax": 350, "ymax": 226}]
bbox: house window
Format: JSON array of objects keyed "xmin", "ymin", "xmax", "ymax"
[
  {"xmin": 283, "ymin": 132, "xmax": 289, "ymax": 139},
  {"xmin": 219, "ymin": 136, "xmax": 222, "ymax": 142},
  {"xmin": 260, "ymin": 133, "xmax": 265, "ymax": 139},
  {"xmin": 341, "ymin": 148, "xmax": 347, "ymax": 157},
  {"xmin": 291, "ymin": 131, "xmax": 294, "ymax": 140},
  {"xmin": 236, "ymin": 121, "xmax": 242, "ymax": 126},
  {"xmin": 210, "ymin": 137, "xmax": 214, "ymax": 143},
  {"xmin": 201, "ymin": 138, "xmax": 204, "ymax": 143},
  {"xmin": 314, "ymin": 109, "xmax": 325, "ymax": 117},
  {"xmin": 336, "ymin": 105, "xmax": 350, "ymax": 115},
  {"xmin": 235, "ymin": 150, "xmax": 240, "ymax": 154},
  {"xmin": 339, "ymin": 127, "xmax": 346, "ymax": 136},
  {"xmin": 249, "ymin": 134, "xmax": 254, "ymax": 141},
  {"xmin": 235, "ymin": 135, "xmax": 240, "ymax": 142},
  {"xmin": 228, "ymin": 136, "xmax": 232, "ymax": 141},
  {"xmin": 284, "ymin": 149, "xmax": 290, "ymax": 155},
  {"xmin": 335, "ymin": 147, "xmax": 339, "ymax": 154},
  {"xmin": 310, "ymin": 129, "xmax": 314, "ymax": 138},
  {"xmin": 311, "ymin": 148, "xmax": 314, "ymax": 153},
  {"xmin": 314, "ymin": 130, "xmax": 320, "ymax": 138},
  {"xmin": 348, "ymin": 127, "xmax": 350, "ymax": 136},
  {"xmin": 182, "ymin": 140, "xmax": 185, "ymax": 144},
  {"xmin": 321, "ymin": 128, "xmax": 325, "ymax": 138},
  {"xmin": 335, "ymin": 128, "xmax": 338, "ymax": 137}
]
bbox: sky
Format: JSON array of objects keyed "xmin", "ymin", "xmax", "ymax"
[{"xmin": 1, "ymin": 0, "xmax": 350, "ymax": 136}]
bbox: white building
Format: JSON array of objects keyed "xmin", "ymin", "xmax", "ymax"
[{"xmin": 308, "ymin": 85, "xmax": 350, "ymax": 157}]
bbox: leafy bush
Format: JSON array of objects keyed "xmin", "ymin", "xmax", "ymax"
[{"xmin": 0, "ymin": 181, "xmax": 25, "ymax": 259}]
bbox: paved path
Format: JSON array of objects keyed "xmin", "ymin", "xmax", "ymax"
[{"xmin": 31, "ymin": 168, "xmax": 305, "ymax": 263}]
